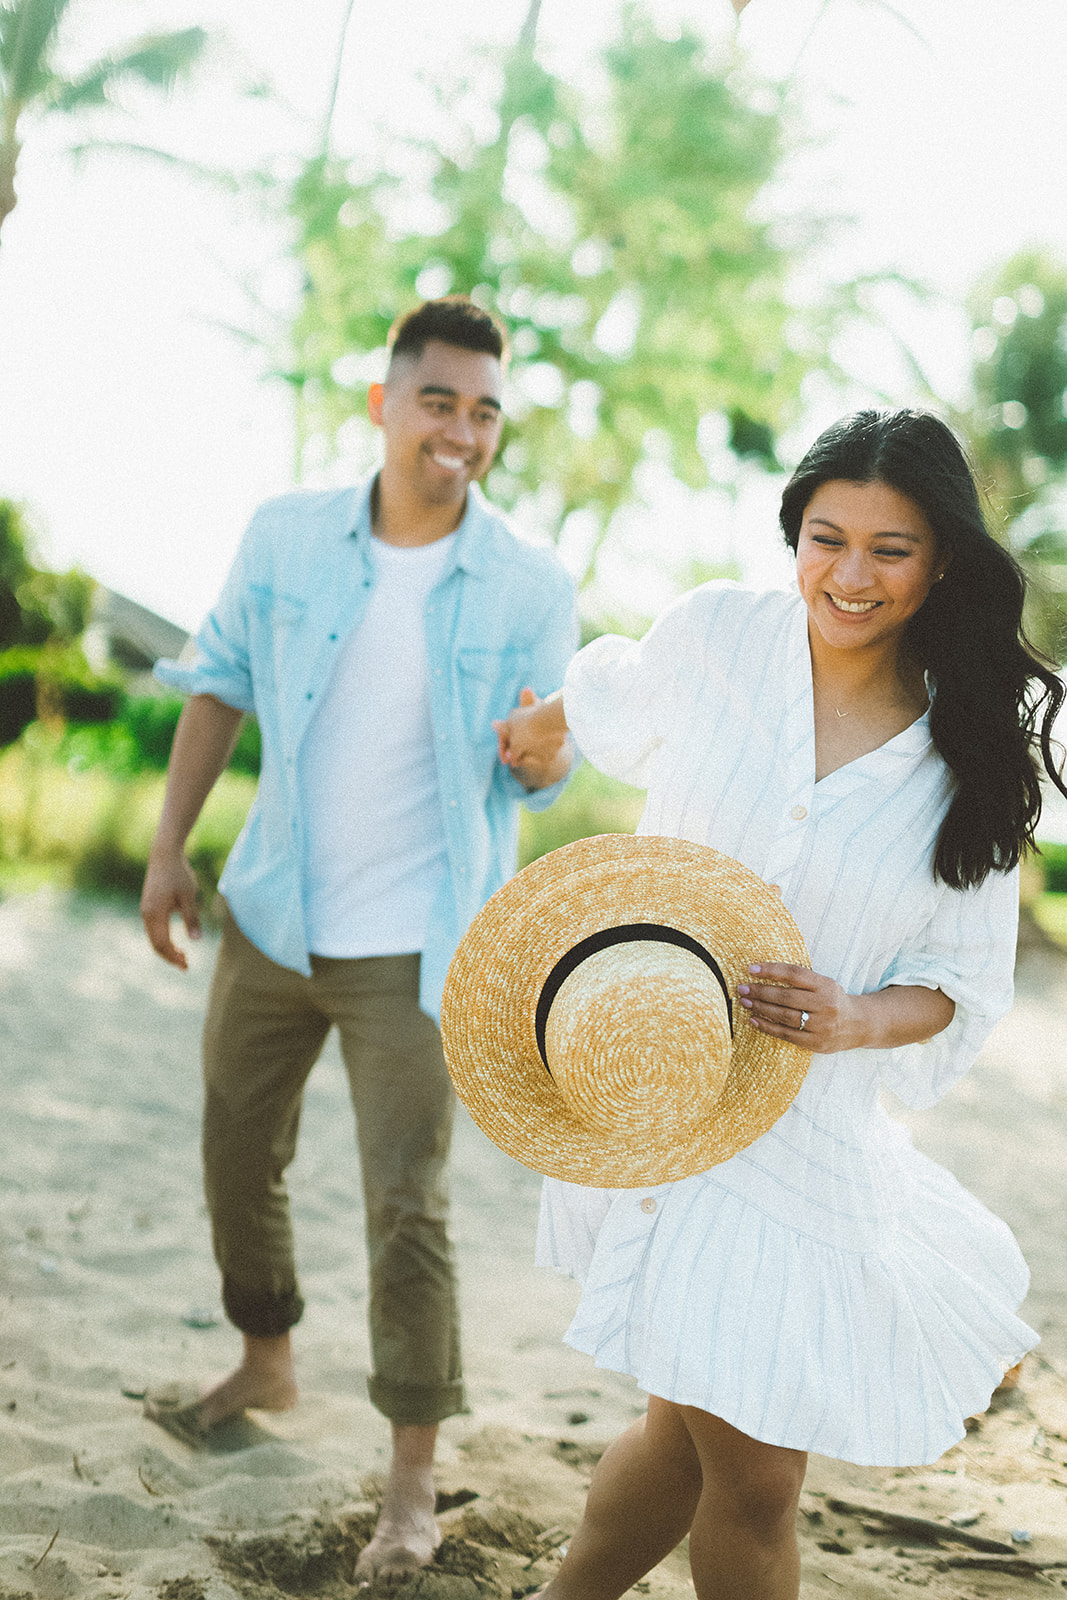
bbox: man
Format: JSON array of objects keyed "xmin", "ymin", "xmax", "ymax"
[{"xmin": 140, "ymin": 296, "xmax": 577, "ymax": 1580}]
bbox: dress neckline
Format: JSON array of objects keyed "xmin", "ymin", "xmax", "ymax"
[{"xmin": 786, "ymin": 591, "xmax": 933, "ymax": 787}]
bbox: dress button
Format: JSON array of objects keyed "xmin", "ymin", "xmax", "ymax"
[
  {"xmin": 790, "ymin": 804, "xmax": 807, "ymax": 821},
  {"xmin": 640, "ymin": 1197, "xmax": 657, "ymax": 1215}
]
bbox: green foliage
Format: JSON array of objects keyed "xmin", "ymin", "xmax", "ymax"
[
  {"xmin": 119, "ymin": 693, "xmax": 183, "ymax": 769},
  {"xmin": 281, "ymin": 6, "xmax": 823, "ymax": 582},
  {"xmin": 966, "ymin": 252, "xmax": 1067, "ymax": 518},
  {"xmin": 1032, "ymin": 890, "xmax": 1067, "ymax": 951},
  {"xmin": 0, "ymin": 0, "xmax": 208, "ymax": 236},
  {"xmin": 0, "ymin": 726, "xmax": 633, "ymax": 901},
  {"xmin": 0, "ymin": 643, "xmax": 122, "ymax": 745},
  {"xmin": 0, "ymin": 650, "xmax": 35, "ymax": 743},
  {"xmin": 961, "ymin": 251, "xmax": 1067, "ymax": 662},
  {"xmin": 51, "ymin": 27, "xmax": 208, "ymax": 111},
  {"xmin": 0, "ymin": 498, "xmax": 93, "ymax": 647},
  {"xmin": 1037, "ymin": 842, "xmax": 1067, "ymax": 895},
  {"xmin": 519, "ymin": 760, "xmax": 644, "ymax": 866},
  {"xmin": 0, "ymin": 732, "xmax": 256, "ymax": 898},
  {"xmin": 54, "ymin": 693, "xmax": 262, "ymax": 777}
]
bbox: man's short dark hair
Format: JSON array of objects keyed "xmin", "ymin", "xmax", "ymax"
[{"xmin": 387, "ymin": 295, "xmax": 506, "ymax": 367}]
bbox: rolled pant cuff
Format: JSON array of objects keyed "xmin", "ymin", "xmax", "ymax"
[
  {"xmin": 222, "ymin": 1280, "xmax": 305, "ymax": 1338},
  {"xmin": 367, "ymin": 1375, "xmax": 469, "ymax": 1425}
]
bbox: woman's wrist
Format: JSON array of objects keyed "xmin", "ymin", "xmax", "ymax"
[{"xmin": 854, "ymin": 985, "xmax": 955, "ymax": 1050}]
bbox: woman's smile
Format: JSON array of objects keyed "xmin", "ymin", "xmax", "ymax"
[{"xmin": 795, "ymin": 478, "xmax": 944, "ymax": 655}]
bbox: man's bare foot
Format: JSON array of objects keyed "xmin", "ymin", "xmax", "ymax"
[
  {"xmin": 354, "ymin": 1422, "xmax": 440, "ymax": 1581},
  {"xmin": 144, "ymin": 1332, "xmax": 298, "ymax": 1442}
]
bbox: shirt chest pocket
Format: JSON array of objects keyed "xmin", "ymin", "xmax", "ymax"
[
  {"xmin": 247, "ymin": 587, "xmax": 308, "ymax": 683},
  {"xmin": 455, "ymin": 645, "xmax": 524, "ymax": 745}
]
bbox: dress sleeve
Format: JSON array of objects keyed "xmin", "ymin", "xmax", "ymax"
[
  {"xmin": 153, "ymin": 517, "xmax": 259, "ymax": 714},
  {"xmin": 563, "ymin": 584, "xmax": 715, "ymax": 788},
  {"xmin": 876, "ymin": 864, "xmax": 1019, "ymax": 1110}
]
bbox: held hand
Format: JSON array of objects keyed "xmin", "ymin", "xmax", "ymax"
[
  {"xmin": 493, "ymin": 687, "xmax": 570, "ymax": 790},
  {"xmin": 140, "ymin": 849, "xmax": 202, "ymax": 971},
  {"xmin": 736, "ymin": 962, "xmax": 866, "ymax": 1054}
]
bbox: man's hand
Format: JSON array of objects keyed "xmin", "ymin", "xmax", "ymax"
[
  {"xmin": 141, "ymin": 848, "xmax": 203, "ymax": 970},
  {"xmin": 494, "ymin": 687, "xmax": 571, "ymax": 791},
  {"xmin": 138, "ymin": 694, "xmax": 245, "ymax": 969}
]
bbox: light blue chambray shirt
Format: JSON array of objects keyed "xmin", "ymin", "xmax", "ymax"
[{"xmin": 155, "ymin": 475, "xmax": 578, "ymax": 1017}]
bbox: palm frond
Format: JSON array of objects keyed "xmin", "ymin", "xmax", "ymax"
[
  {"xmin": 0, "ymin": 0, "xmax": 71, "ymax": 103},
  {"xmin": 50, "ymin": 26, "xmax": 207, "ymax": 111},
  {"xmin": 66, "ymin": 136, "xmax": 241, "ymax": 192},
  {"xmin": 857, "ymin": 0, "xmax": 932, "ymax": 52}
]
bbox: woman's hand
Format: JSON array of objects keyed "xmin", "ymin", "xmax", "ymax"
[
  {"xmin": 736, "ymin": 964, "xmax": 955, "ymax": 1054},
  {"xmin": 494, "ymin": 688, "xmax": 571, "ymax": 790},
  {"xmin": 737, "ymin": 964, "xmax": 861, "ymax": 1053}
]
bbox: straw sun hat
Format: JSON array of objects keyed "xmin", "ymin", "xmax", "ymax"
[{"xmin": 441, "ymin": 834, "xmax": 812, "ymax": 1188}]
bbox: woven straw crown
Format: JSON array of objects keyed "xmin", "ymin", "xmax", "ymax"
[{"xmin": 442, "ymin": 834, "xmax": 811, "ymax": 1187}]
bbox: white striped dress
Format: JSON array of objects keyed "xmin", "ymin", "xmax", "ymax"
[{"xmin": 537, "ymin": 580, "xmax": 1036, "ymax": 1467}]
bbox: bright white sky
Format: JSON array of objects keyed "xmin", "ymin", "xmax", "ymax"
[{"xmin": 1, "ymin": 0, "xmax": 1066, "ymax": 629}]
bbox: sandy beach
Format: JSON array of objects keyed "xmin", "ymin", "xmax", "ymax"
[{"xmin": 2, "ymin": 887, "xmax": 1067, "ymax": 1598}]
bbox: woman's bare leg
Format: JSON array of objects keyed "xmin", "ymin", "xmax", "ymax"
[
  {"xmin": 540, "ymin": 1398, "xmax": 805, "ymax": 1600},
  {"xmin": 680, "ymin": 1405, "xmax": 806, "ymax": 1600},
  {"xmin": 540, "ymin": 1396, "xmax": 702, "ymax": 1600}
]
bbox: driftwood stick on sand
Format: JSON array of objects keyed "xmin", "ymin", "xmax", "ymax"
[
  {"xmin": 826, "ymin": 1498, "xmax": 1019, "ymax": 1554},
  {"xmin": 935, "ymin": 1552, "xmax": 1067, "ymax": 1574}
]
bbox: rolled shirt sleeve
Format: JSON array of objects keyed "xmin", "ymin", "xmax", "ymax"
[
  {"xmin": 876, "ymin": 862, "xmax": 1019, "ymax": 1110},
  {"xmin": 154, "ymin": 519, "xmax": 258, "ymax": 713}
]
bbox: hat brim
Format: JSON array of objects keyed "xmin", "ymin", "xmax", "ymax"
[{"xmin": 442, "ymin": 834, "xmax": 811, "ymax": 1187}]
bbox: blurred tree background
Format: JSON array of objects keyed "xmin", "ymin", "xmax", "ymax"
[
  {"xmin": 960, "ymin": 250, "xmax": 1067, "ymax": 663},
  {"xmin": 4, "ymin": 0, "xmax": 1067, "ymax": 914},
  {"xmin": 279, "ymin": 1, "xmax": 827, "ymax": 592},
  {"xmin": 0, "ymin": 0, "xmax": 207, "ymax": 241}
]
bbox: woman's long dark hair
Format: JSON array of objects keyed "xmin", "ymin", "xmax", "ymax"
[{"xmin": 779, "ymin": 408, "xmax": 1067, "ymax": 889}]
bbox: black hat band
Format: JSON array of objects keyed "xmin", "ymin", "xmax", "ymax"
[{"xmin": 534, "ymin": 923, "xmax": 734, "ymax": 1071}]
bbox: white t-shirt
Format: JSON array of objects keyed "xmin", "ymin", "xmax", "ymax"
[{"xmin": 300, "ymin": 532, "xmax": 455, "ymax": 957}]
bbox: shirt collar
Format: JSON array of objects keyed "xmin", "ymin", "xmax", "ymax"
[{"xmin": 345, "ymin": 472, "xmax": 495, "ymax": 577}]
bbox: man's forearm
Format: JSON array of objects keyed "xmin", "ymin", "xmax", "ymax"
[{"xmin": 150, "ymin": 694, "xmax": 245, "ymax": 856}]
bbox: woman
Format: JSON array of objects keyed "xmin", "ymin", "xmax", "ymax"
[{"xmin": 494, "ymin": 409, "xmax": 1067, "ymax": 1600}]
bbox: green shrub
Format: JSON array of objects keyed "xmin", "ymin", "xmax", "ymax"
[
  {"xmin": 520, "ymin": 761, "xmax": 644, "ymax": 866},
  {"xmin": 1038, "ymin": 841, "xmax": 1067, "ymax": 893},
  {"xmin": 0, "ymin": 645, "xmax": 124, "ymax": 747},
  {"xmin": 229, "ymin": 715, "xmax": 261, "ymax": 777},
  {"xmin": 63, "ymin": 680, "xmax": 123, "ymax": 723},
  {"xmin": 122, "ymin": 695, "xmax": 183, "ymax": 768},
  {"xmin": 52, "ymin": 694, "xmax": 261, "ymax": 778},
  {"xmin": 0, "ymin": 734, "xmax": 258, "ymax": 900},
  {"xmin": 104, "ymin": 693, "xmax": 261, "ymax": 776},
  {"xmin": 0, "ymin": 652, "xmax": 37, "ymax": 745}
]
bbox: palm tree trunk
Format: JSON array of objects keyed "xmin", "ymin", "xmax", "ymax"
[
  {"xmin": 0, "ymin": 108, "xmax": 20, "ymax": 239},
  {"xmin": 518, "ymin": 0, "xmax": 542, "ymax": 50}
]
